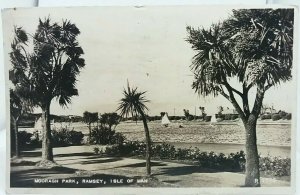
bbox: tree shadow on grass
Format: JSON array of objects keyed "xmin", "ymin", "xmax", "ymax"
[
  {"xmin": 80, "ymin": 157, "xmax": 123, "ymax": 165},
  {"xmin": 117, "ymin": 161, "xmax": 167, "ymax": 168},
  {"xmin": 153, "ymin": 165, "xmax": 226, "ymax": 176},
  {"xmin": 54, "ymin": 152, "xmax": 95, "ymax": 158},
  {"xmin": 11, "ymin": 160, "xmax": 37, "ymax": 166},
  {"xmin": 10, "ymin": 166, "xmax": 78, "ymax": 187},
  {"xmin": 21, "ymin": 151, "xmax": 41, "ymax": 158},
  {"xmin": 162, "ymin": 180, "xmax": 181, "ymax": 184}
]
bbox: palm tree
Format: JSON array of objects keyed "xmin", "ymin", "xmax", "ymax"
[
  {"xmin": 9, "ymin": 17, "xmax": 85, "ymax": 163},
  {"xmin": 83, "ymin": 111, "xmax": 99, "ymax": 143},
  {"xmin": 10, "ymin": 87, "xmax": 33, "ymax": 158},
  {"xmin": 117, "ymin": 82, "xmax": 151, "ymax": 176},
  {"xmin": 10, "ymin": 89, "xmax": 24, "ymax": 158},
  {"xmin": 186, "ymin": 9, "xmax": 293, "ymax": 187}
]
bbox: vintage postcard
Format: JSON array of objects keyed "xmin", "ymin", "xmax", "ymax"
[{"xmin": 2, "ymin": 5, "xmax": 297, "ymax": 194}]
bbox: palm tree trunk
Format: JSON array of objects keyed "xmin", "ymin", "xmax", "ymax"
[
  {"xmin": 12, "ymin": 117, "xmax": 20, "ymax": 158},
  {"xmin": 141, "ymin": 113, "xmax": 151, "ymax": 176},
  {"xmin": 41, "ymin": 102, "xmax": 53, "ymax": 161},
  {"xmin": 244, "ymin": 114, "xmax": 260, "ymax": 187}
]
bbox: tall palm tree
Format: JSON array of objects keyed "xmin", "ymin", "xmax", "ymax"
[
  {"xmin": 117, "ymin": 82, "xmax": 151, "ymax": 176},
  {"xmin": 10, "ymin": 17, "xmax": 85, "ymax": 163},
  {"xmin": 186, "ymin": 9, "xmax": 293, "ymax": 187}
]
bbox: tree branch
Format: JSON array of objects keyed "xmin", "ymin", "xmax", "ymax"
[
  {"xmin": 228, "ymin": 85, "xmax": 243, "ymax": 97},
  {"xmin": 246, "ymin": 83, "xmax": 254, "ymax": 92},
  {"xmin": 265, "ymin": 84, "xmax": 273, "ymax": 91},
  {"xmin": 220, "ymin": 75, "xmax": 243, "ymax": 97},
  {"xmin": 242, "ymin": 83, "xmax": 250, "ymax": 118},
  {"xmin": 218, "ymin": 87, "xmax": 230, "ymax": 101},
  {"xmin": 219, "ymin": 84, "xmax": 247, "ymax": 123}
]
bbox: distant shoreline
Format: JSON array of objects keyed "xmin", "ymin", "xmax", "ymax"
[{"xmin": 120, "ymin": 120, "xmax": 292, "ymax": 125}]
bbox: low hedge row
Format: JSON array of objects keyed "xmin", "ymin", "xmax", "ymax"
[
  {"xmin": 260, "ymin": 113, "xmax": 291, "ymax": 120},
  {"xmin": 94, "ymin": 141, "xmax": 290, "ymax": 177}
]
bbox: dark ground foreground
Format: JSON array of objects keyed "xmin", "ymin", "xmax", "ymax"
[{"xmin": 10, "ymin": 146, "xmax": 290, "ymax": 188}]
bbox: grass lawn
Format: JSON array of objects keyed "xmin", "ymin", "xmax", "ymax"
[{"xmin": 10, "ymin": 145, "xmax": 290, "ymax": 188}]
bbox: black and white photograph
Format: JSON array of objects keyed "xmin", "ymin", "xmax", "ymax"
[{"xmin": 2, "ymin": 5, "xmax": 297, "ymax": 194}]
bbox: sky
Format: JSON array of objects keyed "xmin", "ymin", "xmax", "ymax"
[{"xmin": 2, "ymin": 6, "xmax": 296, "ymax": 116}]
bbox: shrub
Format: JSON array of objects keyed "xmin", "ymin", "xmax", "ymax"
[
  {"xmin": 231, "ymin": 115, "xmax": 239, "ymax": 120},
  {"xmin": 30, "ymin": 130, "xmax": 42, "ymax": 147},
  {"xmin": 224, "ymin": 114, "xmax": 232, "ymax": 120},
  {"xmin": 104, "ymin": 145, "xmax": 121, "ymax": 155},
  {"xmin": 216, "ymin": 118, "xmax": 223, "ymax": 122},
  {"xmin": 272, "ymin": 114, "xmax": 281, "ymax": 121},
  {"xmin": 91, "ymin": 126, "xmax": 125, "ymax": 145},
  {"xmin": 18, "ymin": 131, "xmax": 33, "ymax": 147},
  {"xmin": 175, "ymin": 148, "xmax": 190, "ymax": 160},
  {"xmin": 68, "ymin": 130, "xmax": 84, "ymax": 145},
  {"xmin": 204, "ymin": 116, "xmax": 211, "ymax": 122},
  {"xmin": 99, "ymin": 112, "xmax": 121, "ymax": 129},
  {"xmin": 259, "ymin": 156, "xmax": 291, "ymax": 176},
  {"xmin": 117, "ymin": 141, "xmax": 145, "ymax": 156},
  {"xmin": 286, "ymin": 113, "xmax": 292, "ymax": 120},
  {"xmin": 168, "ymin": 116, "xmax": 175, "ymax": 120},
  {"xmin": 279, "ymin": 111, "xmax": 287, "ymax": 118},
  {"xmin": 110, "ymin": 132, "xmax": 126, "ymax": 145},
  {"xmin": 152, "ymin": 143, "xmax": 176, "ymax": 159},
  {"xmin": 52, "ymin": 127, "xmax": 84, "ymax": 147},
  {"xmin": 97, "ymin": 141, "xmax": 290, "ymax": 177},
  {"xmin": 175, "ymin": 116, "xmax": 182, "ymax": 120},
  {"xmin": 260, "ymin": 114, "xmax": 272, "ymax": 120},
  {"xmin": 93, "ymin": 147, "xmax": 100, "ymax": 154},
  {"xmin": 216, "ymin": 114, "xmax": 224, "ymax": 120}
]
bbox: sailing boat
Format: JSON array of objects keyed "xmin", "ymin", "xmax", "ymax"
[{"xmin": 161, "ymin": 113, "xmax": 171, "ymax": 127}]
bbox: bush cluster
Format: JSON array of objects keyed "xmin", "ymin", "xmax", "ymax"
[
  {"xmin": 90, "ymin": 126, "xmax": 125, "ymax": 145},
  {"xmin": 260, "ymin": 114, "xmax": 272, "ymax": 120},
  {"xmin": 271, "ymin": 114, "xmax": 281, "ymax": 121},
  {"xmin": 260, "ymin": 113, "xmax": 292, "ymax": 121},
  {"xmin": 52, "ymin": 127, "xmax": 84, "ymax": 147},
  {"xmin": 13, "ymin": 127, "xmax": 84, "ymax": 149},
  {"xmin": 204, "ymin": 116, "xmax": 212, "ymax": 122},
  {"xmin": 11, "ymin": 130, "xmax": 41, "ymax": 150},
  {"xmin": 259, "ymin": 156, "xmax": 291, "ymax": 177},
  {"xmin": 168, "ymin": 116, "xmax": 186, "ymax": 121},
  {"xmin": 94, "ymin": 141, "xmax": 290, "ymax": 176},
  {"xmin": 215, "ymin": 114, "xmax": 239, "ymax": 121},
  {"xmin": 18, "ymin": 131, "xmax": 34, "ymax": 147},
  {"xmin": 95, "ymin": 141, "xmax": 245, "ymax": 171}
]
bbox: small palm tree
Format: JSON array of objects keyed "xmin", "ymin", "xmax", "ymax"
[{"xmin": 117, "ymin": 82, "xmax": 151, "ymax": 176}]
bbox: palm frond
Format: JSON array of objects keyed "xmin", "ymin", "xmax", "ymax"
[{"xmin": 117, "ymin": 82, "xmax": 149, "ymax": 119}]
